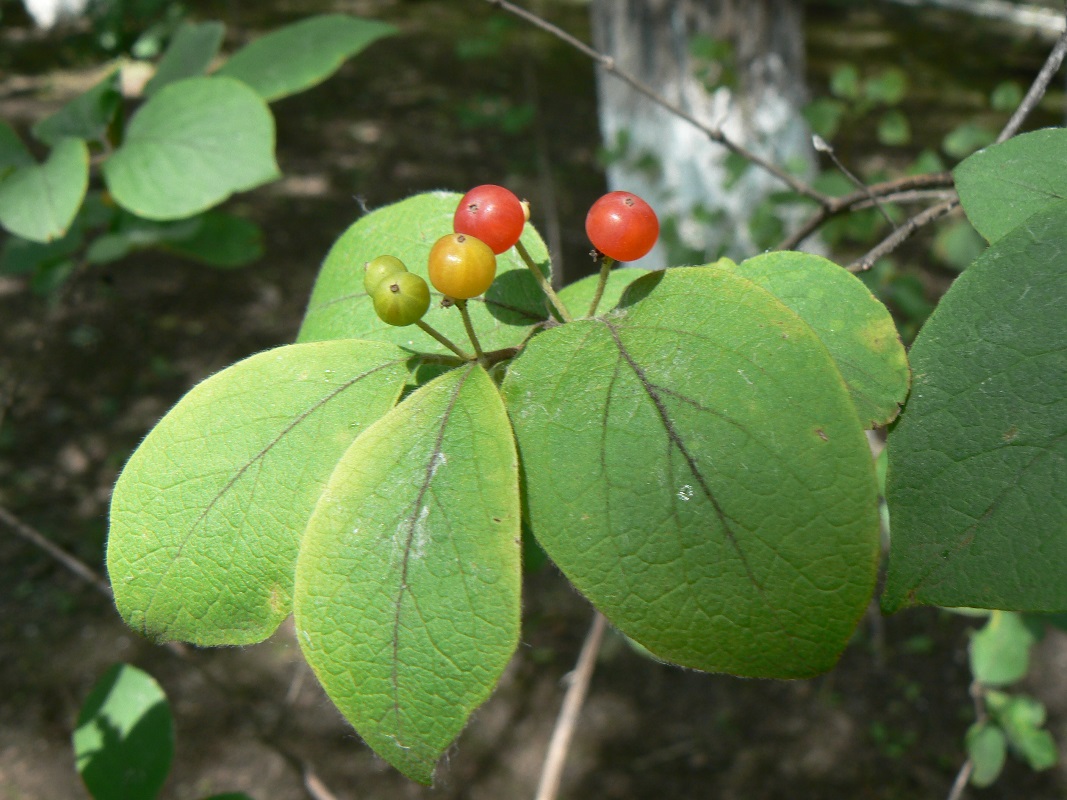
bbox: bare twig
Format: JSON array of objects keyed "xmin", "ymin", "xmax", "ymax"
[
  {"xmin": 777, "ymin": 172, "xmax": 954, "ymax": 251},
  {"xmin": 997, "ymin": 21, "xmax": 1067, "ymax": 142},
  {"xmin": 0, "ymin": 504, "xmax": 113, "ymax": 597},
  {"xmin": 848, "ymin": 198, "xmax": 960, "ymax": 272},
  {"xmin": 946, "ymin": 758, "xmax": 975, "ymax": 800},
  {"xmin": 534, "ymin": 611, "xmax": 608, "ymax": 800},
  {"xmin": 947, "ymin": 678, "xmax": 992, "ymax": 800},
  {"xmin": 485, "ymin": 0, "xmax": 832, "ymax": 206},
  {"xmin": 813, "ymin": 135, "xmax": 897, "ymax": 231}
]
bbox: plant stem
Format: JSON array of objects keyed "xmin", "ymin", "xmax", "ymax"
[
  {"xmin": 586, "ymin": 257, "xmax": 615, "ymax": 318},
  {"xmin": 415, "ymin": 320, "xmax": 473, "ymax": 360},
  {"xmin": 534, "ymin": 611, "xmax": 608, "ymax": 800},
  {"xmin": 516, "ymin": 239, "xmax": 572, "ymax": 322},
  {"xmin": 455, "ymin": 300, "xmax": 486, "ymax": 364}
]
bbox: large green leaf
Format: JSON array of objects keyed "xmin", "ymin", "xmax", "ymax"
[
  {"xmin": 731, "ymin": 251, "xmax": 909, "ymax": 428},
  {"xmin": 145, "ymin": 21, "xmax": 226, "ymax": 96},
  {"xmin": 295, "ymin": 364, "xmax": 520, "ymax": 784},
  {"xmin": 73, "ymin": 663, "xmax": 174, "ymax": 800},
  {"xmin": 502, "ymin": 267, "xmax": 881, "ymax": 678},
  {"xmin": 216, "ymin": 14, "xmax": 395, "ymax": 102},
  {"xmin": 87, "ymin": 210, "xmax": 263, "ymax": 268},
  {"xmin": 954, "ymin": 128, "xmax": 1067, "ymax": 243},
  {"xmin": 107, "ymin": 340, "xmax": 411, "ymax": 645},
  {"xmin": 883, "ymin": 202, "xmax": 1067, "ymax": 612},
  {"xmin": 557, "ymin": 266, "xmax": 649, "ymax": 318},
  {"xmin": 298, "ymin": 192, "xmax": 552, "ymax": 354},
  {"xmin": 103, "ymin": 76, "xmax": 280, "ymax": 220},
  {"xmin": 33, "ymin": 70, "xmax": 122, "ymax": 146},
  {"xmin": 0, "ymin": 138, "xmax": 88, "ymax": 242}
]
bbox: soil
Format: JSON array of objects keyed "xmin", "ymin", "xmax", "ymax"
[{"xmin": 1, "ymin": 2, "xmax": 1066, "ymax": 799}]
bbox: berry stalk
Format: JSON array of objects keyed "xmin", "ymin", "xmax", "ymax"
[
  {"xmin": 586, "ymin": 256, "xmax": 615, "ymax": 318},
  {"xmin": 415, "ymin": 319, "xmax": 474, "ymax": 361},
  {"xmin": 515, "ymin": 240, "xmax": 572, "ymax": 323}
]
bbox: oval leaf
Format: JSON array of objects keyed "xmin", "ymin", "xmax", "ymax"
[
  {"xmin": 883, "ymin": 202, "xmax": 1067, "ymax": 612},
  {"xmin": 731, "ymin": 252, "xmax": 910, "ymax": 427},
  {"xmin": 103, "ymin": 76, "xmax": 280, "ymax": 220},
  {"xmin": 73, "ymin": 663, "xmax": 174, "ymax": 800},
  {"xmin": 966, "ymin": 722, "xmax": 1007, "ymax": 788},
  {"xmin": 107, "ymin": 340, "xmax": 411, "ymax": 645},
  {"xmin": 969, "ymin": 611, "xmax": 1035, "ymax": 687},
  {"xmin": 295, "ymin": 365, "xmax": 521, "ymax": 784},
  {"xmin": 954, "ymin": 128, "xmax": 1067, "ymax": 243},
  {"xmin": 145, "ymin": 21, "xmax": 226, "ymax": 96},
  {"xmin": 298, "ymin": 191, "xmax": 552, "ymax": 354},
  {"xmin": 0, "ymin": 138, "xmax": 88, "ymax": 242},
  {"xmin": 502, "ymin": 267, "xmax": 881, "ymax": 678},
  {"xmin": 216, "ymin": 14, "xmax": 396, "ymax": 102}
]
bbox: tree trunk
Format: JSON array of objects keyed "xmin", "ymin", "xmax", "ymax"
[{"xmin": 590, "ymin": 0, "xmax": 813, "ymax": 267}]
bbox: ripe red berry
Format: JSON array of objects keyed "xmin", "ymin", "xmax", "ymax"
[
  {"xmin": 453, "ymin": 184, "xmax": 526, "ymax": 255},
  {"xmin": 585, "ymin": 191, "xmax": 659, "ymax": 262}
]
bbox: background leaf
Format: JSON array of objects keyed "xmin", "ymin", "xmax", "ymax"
[
  {"xmin": 298, "ymin": 191, "xmax": 552, "ymax": 353},
  {"xmin": 883, "ymin": 202, "xmax": 1067, "ymax": 612},
  {"xmin": 502, "ymin": 267, "xmax": 880, "ymax": 678},
  {"xmin": 969, "ymin": 611, "xmax": 1036, "ymax": 687},
  {"xmin": 954, "ymin": 128, "xmax": 1067, "ymax": 243},
  {"xmin": 0, "ymin": 121, "xmax": 33, "ymax": 175},
  {"xmin": 73, "ymin": 663, "xmax": 174, "ymax": 800},
  {"xmin": 145, "ymin": 21, "xmax": 226, "ymax": 96},
  {"xmin": 216, "ymin": 14, "xmax": 396, "ymax": 102},
  {"xmin": 32, "ymin": 70, "xmax": 122, "ymax": 146},
  {"xmin": 730, "ymin": 251, "xmax": 909, "ymax": 428},
  {"xmin": 0, "ymin": 138, "xmax": 88, "ymax": 242},
  {"xmin": 108, "ymin": 340, "xmax": 411, "ymax": 645},
  {"xmin": 295, "ymin": 365, "xmax": 520, "ymax": 784},
  {"xmin": 966, "ymin": 722, "xmax": 1006, "ymax": 787},
  {"xmin": 103, "ymin": 76, "xmax": 280, "ymax": 220}
]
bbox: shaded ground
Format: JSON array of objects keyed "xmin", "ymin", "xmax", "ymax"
[{"xmin": 2, "ymin": 1, "xmax": 1066, "ymax": 798}]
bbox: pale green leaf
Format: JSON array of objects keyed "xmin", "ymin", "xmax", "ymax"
[
  {"xmin": 0, "ymin": 138, "xmax": 88, "ymax": 242},
  {"xmin": 107, "ymin": 340, "xmax": 411, "ymax": 645},
  {"xmin": 103, "ymin": 76, "xmax": 280, "ymax": 220},
  {"xmin": 216, "ymin": 14, "xmax": 395, "ymax": 102},
  {"xmin": 145, "ymin": 21, "xmax": 226, "ymax": 96},
  {"xmin": 970, "ymin": 611, "xmax": 1036, "ymax": 687},
  {"xmin": 73, "ymin": 663, "xmax": 173, "ymax": 800},
  {"xmin": 502, "ymin": 267, "xmax": 881, "ymax": 678},
  {"xmin": 295, "ymin": 365, "xmax": 520, "ymax": 783},
  {"xmin": 298, "ymin": 191, "xmax": 552, "ymax": 354},
  {"xmin": 731, "ymin": 251, "xmax": 909, "ymax": 428},
  {"xmin": 954, "ymin": 128, "xmax": 1067, "ymax": 242},
  {"xmin": 883, "ymin": 202, "xmax": 1067, "ymax": 612},
  {"xmin": 966, "ymin": 722, "xmax": 1006, "ymax": 787}
]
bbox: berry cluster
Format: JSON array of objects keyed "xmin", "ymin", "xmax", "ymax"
[{"xmin": 364, "ymin": 184, "xmax": 659, "ymax": 346}]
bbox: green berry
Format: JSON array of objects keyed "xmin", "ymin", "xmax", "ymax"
[
  {"xmin": 364, "ymin": 255, "xmax": 408, "ymax": 295},
  {"xmin": 373, "ymin": 272, "xmax": 431, "ymax": 326}
]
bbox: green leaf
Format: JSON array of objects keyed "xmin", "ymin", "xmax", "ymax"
[
  {"xmin": 87, "ymin": 210, "xmax": 263, "ymax": 268},
  {"xmin": 730, "ymin": 252, "xmax": 909, "ymax": 428},
  {"xmin": 966, "ymin": 722, "xmax": 1007, "ymax": 787},
  {"xmin": 970, "ymin": 611, "xmax": 1036, "ymax": 686},
  {"xmin": 73, "ymin": 663, "xmax": 174, "ymax": 800},
  {"xmin": 877, "ymin": 109, "xmax": 911, "ymax": 147},
  {"xmin": 294, "ymin": 364, "xmax": 520, "ymax": 784},
  {"xmin": 990, "ymin": 81, "xmax": 1023, "ymax": 113},
  {"xmin": 502, "ymin": 267, "xmax": 881, "ymax": 678},
  {"xmin": 942, "ymin": 122, "xmax": 996, "ymax": 161},
  {"xmin": 864, "ymin": 67, "xmax": 907, "ymax": 106},
  {"xmin": 883, "ymin": 202, "xmax": 1067, "ymax": 612},
  {"xmin": 0, "ymin": 121, "xmax": 33, "ymax": 176},
  {"xmin": 298, "ymin": 191, "xmax": 552, "ymax": 354},
  {"xmin": 33, "ymin": 71, "xmax": 122, "ymax": 147},
  {"xmin": 954, "ymin": 128, "xmax": 1067, "ymax": 243},
  {"xmin": 803, "ymin": 97, "xmax": 847, "ymax": 141},
  {"xmin": 107, "ymin": 340, "xmax": 411, "ymax": 645},
  {"xmin": 0, "ymin": 138, "xmax": 88, "ymax": 242},
  {"xmin": 216, "ymin": 14, "xmax": 396, "ymax": 102},
  {"xmin": 103, "ymin": 76, "xmax": 280, "ymax": 221},
  {"xmin": 145, "ymin": 21, "xmax": 226, "ymax": 96},
  {"xmin": 557, "ymin": 266, "xmax": 649, "ymax": 318},
  {"xmin": 994, "ymin": 695, "xmax": 1057, "ymax": 771},
  {"xmin": 830, "ymin": 64, "xmax": 860, "ymax": 101},
  {"xmin": 933, "ymin": 218, "xmax": 986, "ymax": 272}
]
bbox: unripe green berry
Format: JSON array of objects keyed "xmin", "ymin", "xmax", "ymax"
[
  {"xmin": 373, "ymin": 271, "xmax": 431, "ymax": 326},
  {"xmin": 364, "ymin": 255, "xmax": 408, "ymax": 295}
]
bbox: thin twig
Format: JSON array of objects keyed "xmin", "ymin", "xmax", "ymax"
[
  {"xmin": 416, "ymin": 319, "xmax": 473, "ymax": 360},
  {"xmin": 813, "ymin": 135, "xmax": 897, "ymax": 231},
  {"xmin": 777, "ymin": 172, "xmax": 954, "ymax": 250},
  {"xmin": 516, "ymin": 239, "xmax": 573, "ymax": 322},
  {"xmin": 0, "ymin": 504, "xmax": 113, "ymax": 597},
  {"xmin": 848, "ymin": 198, "xmax": 960, "ymax": 272},
  {"xmin": 534, "ymin": 611, "xmax": 608, "ymax": 800},
  {"xmin": 456, "ymin": 300, "xmax": 487, "ymax": 363},
  {"xmin": 485, "ymin": 0, "xmax": 831, "ymax": 206},
  {"xmin": 997, "ymin": 21, "xmax": 1067, "ymax": 143},
  {"xmin": 947, "ymin": 758, "xmax": 974, "ymax": 800},
  {"xmin": 947, "ymin": 678, "xmax": 991, "ymax": 800}
]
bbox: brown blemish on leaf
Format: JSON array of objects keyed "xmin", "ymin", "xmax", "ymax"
[
  {"xmin": 815, "ymin": 428, "xmax": 828, "ymax": 442},
  {"xmin": 1003, "ymin": 425, "xmax": 1019, "ymax": 442}
]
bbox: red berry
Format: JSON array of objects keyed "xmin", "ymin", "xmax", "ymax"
[
  {"xmin": 585, "ymin": 191, "xmax": 659, "ymax": 262},
  {"xmin": 453, "ymin": 184, "xmax": 526, "ymax": 255}
]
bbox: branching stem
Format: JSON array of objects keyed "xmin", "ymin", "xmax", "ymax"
[
  {"xmin": 415, "ymin": 319, "xmax": 473, "ymax": 360},
  {"xmin": 516, "ymin": 239, "xmax": 572, "ymax": 322},
  {"xmin": 455, "ymin": 300, "xmax": 487, "ymax": 364}
]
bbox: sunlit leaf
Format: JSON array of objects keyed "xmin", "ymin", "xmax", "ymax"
[
  {"xmin": 295, "ymin": 365, "xmax": 520, "ymax": 783},
  {"xmin": 0, "ymin": 138, "xmax": 88, "ymax": 242}
]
